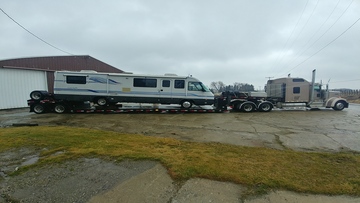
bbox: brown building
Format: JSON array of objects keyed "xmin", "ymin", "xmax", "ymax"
[
  {"xmin": 0, "ymin": 55, "xmax": 124, "ymax": 93},
  {"xmin": 0, "ymin": 55, "xmax": 124, "ymax": 109}
]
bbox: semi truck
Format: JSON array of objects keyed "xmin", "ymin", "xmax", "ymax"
[
  {"xmin": 28, "ymin": 69, "xmax": 348, "ymax": 114},
  {"xmin": 223, "ymin": 69, "xmax": 348, "ymax": 112}
]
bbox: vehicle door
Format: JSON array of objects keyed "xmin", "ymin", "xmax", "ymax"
[{"xmin": 159, "ymin": 79, "xmax": 173, "ymax": 101}]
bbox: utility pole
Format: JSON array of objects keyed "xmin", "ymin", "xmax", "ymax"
[{"xmin": 265, "ymin": 77, "xmax": 274, "ymax": 81}]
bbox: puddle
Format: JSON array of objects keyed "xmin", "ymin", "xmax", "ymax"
[{"xmin": 21, "ymin": 155, "xmax": 39, "ymax": 166}]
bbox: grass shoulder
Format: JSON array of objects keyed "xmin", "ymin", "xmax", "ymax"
[{"xmin": 1, "ymin": 126, "xmax": 360, "ymax": 196}]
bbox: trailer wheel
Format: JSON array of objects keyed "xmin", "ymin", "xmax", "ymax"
[
  {"xmin": 180, "ymin": 100, "xmax": 193, "ymax": 109},
  {"xmin": 333, "ymin": 101, "xmax": 345, "ymax": 111},
  {"xmin": 96, "ymin": 98, "xmax": 108, "ymax": 106},
  {"xmin": 54, "ymin": 103, "xmax": 67, "ymax": 114},
  {"xmin": 241, "ymin": 103, "xmax": 255, "ymax": 112},
  {"xmin": 33, "ymin": 104, "xmax": 45, "ymax": 114},
  {"xmin": 30, "ymin": 91, "xmax": 43, "ymax": 100},
  {"xmin": 259, "ymin": 103, "xmax": 272, "ymax": 112}
]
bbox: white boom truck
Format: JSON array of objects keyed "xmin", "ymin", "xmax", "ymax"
[{"xmin": 225, "ymin": 69, "xmax": 349, "ymax": 112}]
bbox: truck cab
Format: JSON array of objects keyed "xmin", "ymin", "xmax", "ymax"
[{"xmin": 266, "ymin": 70, "xmax": 348, "ymax": 110}]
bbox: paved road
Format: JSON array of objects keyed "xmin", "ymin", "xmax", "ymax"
[{"xmin": 2, "ymin": 104, "xmax": 359, "ymax": 153}]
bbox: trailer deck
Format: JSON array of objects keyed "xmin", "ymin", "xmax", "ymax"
[{"xmin": 27, "ymin": 99, "xmax": 228, "ymax": 114}]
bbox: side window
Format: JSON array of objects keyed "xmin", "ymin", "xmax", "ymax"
[
  {"xmin": 133, "ymin": 78, "xmax": 157, "ymax": 88},
  {"xmin": 293, "ymin": 87, "xmax": 300, "ymax": 94},
  {"xmin": 162, "ymin": 80, "xmax": 170, "ymax": 87},
  {"xmin": 66, "ymin": 76, "xmax": 86, "ymax": 84},
  {"xmin": 174, "ymin": 80, "xmax": 185, "ymax": 89}
]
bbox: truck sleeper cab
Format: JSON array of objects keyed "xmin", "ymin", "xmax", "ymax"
[{"xmin": 266, "ymin": 69, "xmax": 348, "ymax": 111}]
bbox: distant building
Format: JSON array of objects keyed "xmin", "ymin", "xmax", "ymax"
[{"xmin": 0, "ymin": 55, "xmax": 124, "ymax": 109}]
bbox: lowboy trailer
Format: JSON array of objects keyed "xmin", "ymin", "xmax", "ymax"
[{"xmin": 27, "ymin": 69, "xmax": 348, "ymax": 114}]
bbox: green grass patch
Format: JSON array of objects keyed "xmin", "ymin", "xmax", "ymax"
[{"xmin": 1, "ymin": 126, "xmax": 360, "ymax": 195}]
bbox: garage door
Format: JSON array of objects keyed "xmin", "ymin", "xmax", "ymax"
[{"xmin": 0, "ymin": 68, "xmax": 47, "ymax": 109}]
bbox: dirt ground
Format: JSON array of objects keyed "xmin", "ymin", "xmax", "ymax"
[{"xmin": 1, "ymin": 104, "xmax": 360, "ymax": 202}]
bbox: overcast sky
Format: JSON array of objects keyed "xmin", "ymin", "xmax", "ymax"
[{"xmin": 1, "ymin": 0, "xmax": 359, "ymax": 89}]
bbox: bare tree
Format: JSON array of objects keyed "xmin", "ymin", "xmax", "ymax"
[{"xmin": 210, "ymin": 81, "xmax": 226, "ymax": 92}]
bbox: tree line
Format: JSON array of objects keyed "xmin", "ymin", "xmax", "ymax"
[
  {"xmin": 210, "ymin": 81, "xmax": 255, "ymax": 93},
  {"xmin": 335, "ymin": 89, "xmax": 360, "ymax": 96}
]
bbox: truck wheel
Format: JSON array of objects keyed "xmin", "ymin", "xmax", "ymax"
[
  {"xmin": 333, "ymin": 101, "xmax": 345, "ymax": 111},
  {"xmin": 30, "ymin": 91, "xmax": 43, "ymax": 100},
  {"xmin": 181, "ymin": 100, "xmax": 193, "ymax": 109},
  {"xmin": 54, "ymin": 104, "xmax": 67, "ymax": 114},
  {"xmin": 33, "ymin": 104, "xmax": 45, "ymax": 114},
  {"xmin": 259, "ymin": 103, "xmax": 272, "ymax": 112},
  {"xmin": 96, "ymin": 98, "xmax": 108, "ymax": 106},
  {"xmin": 241, "ymin": 103, "xmax": 255, "ymax": 112}
]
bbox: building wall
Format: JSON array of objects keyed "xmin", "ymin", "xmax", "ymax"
[
  {"xmin": 0, "ymin": 68, "xmax": 47, "ymax": 109},
  {"xmin": 0, "ymin": 55, "xmax": 124, "ymax": 93},
  {"xmin": 0, "ymin": 55, "xmax": 123, "ymax": 109}
]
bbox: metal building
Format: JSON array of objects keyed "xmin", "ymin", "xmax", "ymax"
[{"xmin": 0, "ymin": 55, "xmax": 123, "ymax": 109}]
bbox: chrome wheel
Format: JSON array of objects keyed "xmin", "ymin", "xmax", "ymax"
[
  {"xmin": 54, "ymin": 104, "xmax": 66, "ymax": 113},
  {"xmin": 241, "ymin": 103, "xmax": 254, "ymax": 112},
  {"xmin": 33, "ymin": 104, "xmax": 45, "ymax": 114},
  {"xmin": 259, "ymin": 103, "xmax": 272, "ymax": 112},
  {"xmin": 97, "ymin": 98, "xmax": 107, "ymax": 106},
  {"xmin": 333, "ymin": 101, "xmax": 345, "ymax": 111},
  {"xmin": 181, "ymin": 100, "xmax": 193, "ymax": 109},
  {"xmin": 30, "ymin": 91, "xmax": 42, "ymax": 100}
]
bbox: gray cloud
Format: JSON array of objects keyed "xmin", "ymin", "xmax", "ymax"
[{"xmin": 1, "ymin": 0, "xmax": 359, "ymax": 89}]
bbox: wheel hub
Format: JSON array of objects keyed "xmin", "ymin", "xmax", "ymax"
[{"xmin": 182, "ymin": 101, "xmax": 191, "ymax": 108}]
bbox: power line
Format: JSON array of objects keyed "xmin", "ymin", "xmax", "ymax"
[
  {"xmin": 0, "ymin": 7, "xmax": 74, "ymax": 55},
  {"xmin": 286, "ymin": 0, "xmax": 320, "ymax": 55},
  {"xmin": 277, "ymin": 0, "xmax": 338, "ymax": 76},
  {"xmin": 288, "ymin": 15, "xmax": 360, "ymax": 72},
  {"xmin": 269, "ymin": 0, "xmax": 310, "ymax": 71}
]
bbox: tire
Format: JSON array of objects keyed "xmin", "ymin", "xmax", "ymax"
[
  {"xmin": 180, "ymin": 100, "xmax": 193, "ymax": 109},
  {"xmin": 33, "ymin": 104, "xmax": 45, "ymax": 114},
  {"xmin": 258, "ymin": 102, "xmax": 273, "ymax": 112},
  {"xmin": 333, "ymin": 101, "xmax": 345, "ymax": 111},
  {"xmin": 30, "ymin": 91, "xmax": 43, "ymax": 100},
  {"xmin": 54, "ymin": 104, "xmax": 66, "ymax": 114},
  {"xmin": 241, "ymin": 103, "xmax": 255, "ymax": 112},
  {"xmin": 96, "ymin": 98, "xmax": 108, "ymax": 106}
]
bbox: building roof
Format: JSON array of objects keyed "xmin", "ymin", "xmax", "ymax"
[{"xmin": 0, "ymin": 55, "xmax": 124, "ymax": 73}]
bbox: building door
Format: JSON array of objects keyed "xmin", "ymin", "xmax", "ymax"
[{"xmin": 0, "ymin": 68, "xmax": 47, "ymax": 109}]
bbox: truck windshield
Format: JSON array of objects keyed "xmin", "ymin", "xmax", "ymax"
[{"xmin": 188, "ymin": 82, "xmax": 210, "ymax": 92}]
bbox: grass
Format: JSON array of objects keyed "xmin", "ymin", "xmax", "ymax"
[{"xmin": 1, "ymin": 126, "xmax": 360, "ymax": 196}]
